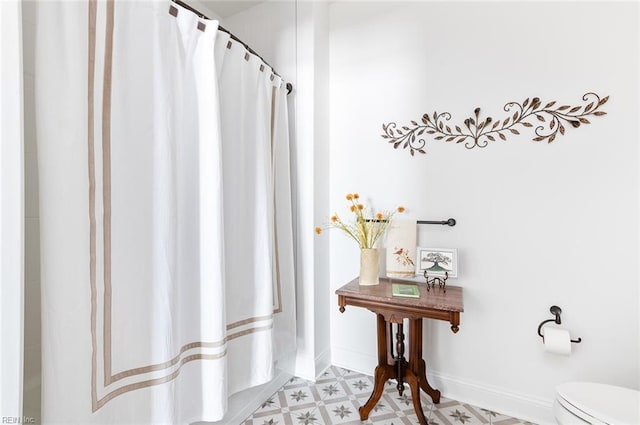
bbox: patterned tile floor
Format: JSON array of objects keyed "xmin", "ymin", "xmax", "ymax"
[{"xmin": 242, "ymin": 366, "xmax": 536, "ymax": 425}]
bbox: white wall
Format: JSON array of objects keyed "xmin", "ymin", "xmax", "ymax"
[
  {"xmin": 221, "ymin": 1, "xmax": 296, "ymax": 84},
  {"xmin": 328, "ymin": 2, "xmax": 639, "ymax": 424},
  {"xmin": 309, "ymin": 1, "xmax": 331, "ymax": 379}
]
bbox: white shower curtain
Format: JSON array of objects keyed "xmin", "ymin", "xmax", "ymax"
[
  {"xmin": 215, "ymin": 33, "xmax": 296, "ymax": 395},
  {"xmin": 0, "ymin": 0, "xmax": 24, "ymax": 417},
  {"xmin": 34, "ymin": 1, "xmax": 295, "ymax": 423}
]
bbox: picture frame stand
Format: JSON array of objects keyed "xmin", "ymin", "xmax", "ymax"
[{"xmin": 423, "ymin": 270, "xmax": 448, "ymax": 293}]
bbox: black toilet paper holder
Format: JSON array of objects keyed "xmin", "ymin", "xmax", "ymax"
[{"xmin": 537, "ymin": 305, "xmax": 582, "ymax": 343}]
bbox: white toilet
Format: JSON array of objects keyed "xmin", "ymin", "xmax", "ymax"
[{"xmin": 554, "ymin": 382, "xmax": 640, "ymax": 424}]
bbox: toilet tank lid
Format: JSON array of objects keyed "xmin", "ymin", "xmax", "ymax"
[{"xmin": 556, "ymin": 382, "xmax": 640, "ymax": 425}]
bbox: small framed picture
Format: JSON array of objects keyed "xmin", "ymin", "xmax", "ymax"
[{"xmin": 415, "ymin": 247, "xmax": 458, "ymax": 278}]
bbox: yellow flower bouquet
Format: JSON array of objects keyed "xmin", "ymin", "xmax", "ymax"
[{"xmin": 315, "ymin": 192, "xmax": 405, "ymax": 249}]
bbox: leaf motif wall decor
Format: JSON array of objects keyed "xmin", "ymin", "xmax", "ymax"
[{"xmin": 381, "ymin": 92, "xmax": 608, "ymax": 156}]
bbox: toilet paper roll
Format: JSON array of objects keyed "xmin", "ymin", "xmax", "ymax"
[{"xmin": 543, "ymin": 327, "xmax": 572, "ymax": 356}]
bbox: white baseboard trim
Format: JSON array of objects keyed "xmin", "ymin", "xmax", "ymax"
[
  {"xmin": 428, "ymin": 371, "xmax": 555, "ymax": 425},
  {"xmin": 331, "ymin": 346, "xmax": 378, "ymax": 375},
  {"xmin": 332, "ymin": 346, "xmax": 555, "ymax": 425},
  {"xmin": 292, "ymin": 348, "xmax": 332, "ymax": 383},
  {"xmin": 315, "ymin": 348, "xmax": 332, "ymax": 380}
]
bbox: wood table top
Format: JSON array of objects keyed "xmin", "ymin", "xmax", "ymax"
[{"xmin": 335, "ymin": 277, "xmax": 464, "ymax": 313}]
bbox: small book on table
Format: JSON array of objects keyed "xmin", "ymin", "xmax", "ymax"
[{"xmin": 392, "ymin": 283, "xmax": 420, "ymax": 298}]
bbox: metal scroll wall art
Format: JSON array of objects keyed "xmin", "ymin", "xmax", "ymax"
[{"xmin": 381, "ymin": 92, "xmax": 608, "ymax": 156}]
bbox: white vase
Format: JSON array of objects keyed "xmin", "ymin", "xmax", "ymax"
[{"xmin": 359, "ymin": 248, "xmax": 380, "ymax": 286}]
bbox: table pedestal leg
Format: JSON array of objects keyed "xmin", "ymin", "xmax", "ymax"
[
  {"xmin": 409, "ymin": 318, "xmax": 441, "ymax": 404},
  {"xmin": 359, "ymin": 314, "xmax": 393, "ymax": 421},
  {"xmin": 360, "ymin": 316, "xmax": 441, "ymax": 425},
  {"xmin": 405, "ymin": 367, "xmax": 429, "ymax": 425},
  {"xmin": 395, "ymin": 323, "xmax": 405, "ymax": 395},
  {"xmin": 358, "ymin": 364, "xmax": 395, "ymax": 421}
]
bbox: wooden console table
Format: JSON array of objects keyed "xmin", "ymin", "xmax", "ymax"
[{"xmin": 336, "ymin": 277, "xmax": 464, "ymax": 425}]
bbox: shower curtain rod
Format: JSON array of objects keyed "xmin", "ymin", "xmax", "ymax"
[{"xmin": 171, "ymin": 0, "xmax": 294, "ymax": 95}]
